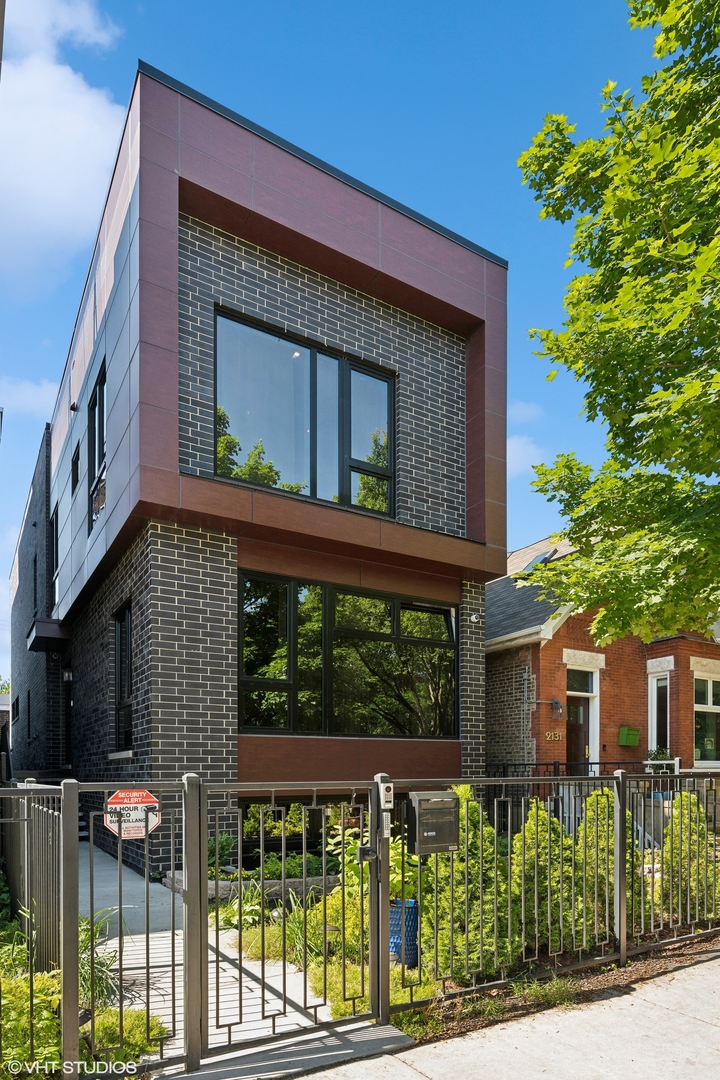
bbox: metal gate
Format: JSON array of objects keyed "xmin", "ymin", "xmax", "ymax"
[{"xmin": 1, "ymin": 769, "xmax": 720, "ymax": 1075}]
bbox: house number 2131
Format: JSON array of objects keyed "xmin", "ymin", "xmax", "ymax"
[{"xmin": 545, "ymin": 731, "xmax": 563, "ymax": 741}]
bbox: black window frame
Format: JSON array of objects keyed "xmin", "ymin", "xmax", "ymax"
[
  {"xmin": 238, "ymin": 571, "xmax": 458, "ymax": 738},
  {"xmin": 11, "ymin": 697, "xmax": 19, "ymax": 724},
  {"xmin": 71, "ymin": 443, "xmax": 80, "ymax": 494},
  {"xmin": 114, "ymin": 603, "xmax": 132, "ymax": 751},
  {"xmin": 48, "ymin": 504, "xmax": 59, "ymax": 611},
  {"xmin": 88, "ymin": 363, "xmax": 107, "ymax": 532},
  {"xmin": 214, "ymin": 310, "xmax": 395, "ymax": 516}
]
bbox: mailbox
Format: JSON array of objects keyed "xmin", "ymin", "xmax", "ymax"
[{"xmin": 407, "ymin": 791, "xmax": 460, "ymax": 855}]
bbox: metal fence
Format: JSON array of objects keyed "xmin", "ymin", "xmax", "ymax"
[{"xmin": 1, "ymin": 770, "xmax": 719, "ymax": 1074}]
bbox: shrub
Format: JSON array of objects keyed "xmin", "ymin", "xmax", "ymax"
[
  {"xmin": 510, "ymin": 798, "xmax": 573, "ymax": 958},
  {"xmin": 84, "ymin": 1008, "xmax": 169, "ymax": 1062},
  {"xmin": 661, "ymin": 790, "xmax": 718, "ymax": 922},
  {"xmin": 208, "ymin": 831, "xmax": 236, "ymax": 867},
  {"xmin": 260, "ymin": 851, "xmax": 326, "ymax": 879},
  {"xmin": 0, "ymin": 971, "xmax": 63, "ymax": 1070},
  {"xmin": 574, "ymin": 788, "xmax": 645, "ymax": 945},
  {"xmin": 242, "ymin": 803, "xmax": 305, "ymax": 839},
  {"xmin": 421, "ymin": 785, "xmax": 511, "ymax": 980}
]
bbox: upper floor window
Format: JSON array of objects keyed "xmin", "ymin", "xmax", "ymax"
[
  {"xmin": 88, "ymin": 364, "xmax": 106, "ymax": 530},
  {"xmin": 215, "ymin": 314, "xmax": 393, "ymax": 514},
  {"xmin": 71, "ymin": 443, "xmax": 80, "ymax": 494},
  {"xmin": 48, "ymin": 505, "xmax": 59, "ymax": 610},
  {"xmin": 239, "ymin": 573, "xmax": 456, "ymax": 737},
  {"xmin": 114, "ymin": 604, "xmax": 132, "ymax": 751}
]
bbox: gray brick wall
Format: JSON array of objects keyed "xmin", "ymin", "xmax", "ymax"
[
  {"xmin": 151, "ymin": 523, "xmax": 238, "ymax": 782},
  {"xmin": 177, "ymin": 214, "xmax": 466, "ymax": 537},
  {"xmin": 459, "ymin": 580, "xmax": 485, "ymax": 778},
  {"xmin": 485, "ymin": 646, "xmax": 536, "ymax": 770}
]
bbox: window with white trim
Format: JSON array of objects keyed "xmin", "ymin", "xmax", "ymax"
[
  {"xmin": 648, "ymin": 673, "xmax": 669, "ymax": 753},
  {"xmin": 694, "ymin": 678, "xmax": 720, "ymax": 763}
]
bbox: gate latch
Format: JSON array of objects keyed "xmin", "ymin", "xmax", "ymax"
[{"xmin": 356, "ymin": 846, "xmax": 377, "ymax": 864}]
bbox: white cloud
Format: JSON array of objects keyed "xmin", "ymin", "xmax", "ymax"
[
  {"xmin": 5, "ymin": 0, "xmax": 118, "ymax": 58},
  {"xmin": 508, "ymin": 399, "xmax": 543, "ymax": 423},
  {"xmin": 0, "ymin": 376, "xmax": 59, "ymax": 418},
  {"xmin": 0, "ymin": 0, "xmax": 125, "ymax": 297},
  {"xmin": 507, "ymin": 434, "xmax": 544, "ymax": 478}
]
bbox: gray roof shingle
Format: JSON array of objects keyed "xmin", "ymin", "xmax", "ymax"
[{"xmin": 485, "ymin": 575, "xmax": 561, "ymax": 642}]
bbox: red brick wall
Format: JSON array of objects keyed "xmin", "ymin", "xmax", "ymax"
[{"xmin": 519, "ymin": 614, "xmax": 720, "ymax": 772}]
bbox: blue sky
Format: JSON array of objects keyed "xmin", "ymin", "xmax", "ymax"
[{"xmin": 0, "ymin": 0, "xmax": 657, "ymax": 677}]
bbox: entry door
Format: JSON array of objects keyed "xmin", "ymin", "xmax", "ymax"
[{"xmin": 567, "ymin": 696, "xmax": 589, "ymax": 774}]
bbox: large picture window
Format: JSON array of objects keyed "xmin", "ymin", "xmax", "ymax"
[
  {"xmin": 239, "ymin": 573, "xmax": 457, "ymax": 738},
  {"xmin": 216, "ymin": 314, "xmax": 393, "ymax": 514},
  {"xmin": 694, "ymin": 677, "xmax": 720, "ymax": 763}
]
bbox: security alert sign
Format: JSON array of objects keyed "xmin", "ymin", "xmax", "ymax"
[{"xmin": 104, "ymin": 789, "xmax": 160, "ymax": 838}]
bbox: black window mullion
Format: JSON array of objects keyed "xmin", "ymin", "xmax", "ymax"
[
  {"xmin": 338, "ymin": 361, "xmax": 351, "ymax": 506},
  {"xmin": 310, "ymin": 353, "xmax": 318, "ymax": 499},
  {"xmin": 323, "ymin": 585, "xmax": 334, "ymax": 734},
  {"xmin": 289, "ymin": 580, "xmax": 298, "ymax": 732}
]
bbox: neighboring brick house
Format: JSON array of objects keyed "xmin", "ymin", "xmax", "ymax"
[
  {"xmin": 486, "ymin": 539, "xmax": 720, "ymax": 774},
  {"xmin": 9, "ymin": 63, "xmax": 507, "ymax": 788}
]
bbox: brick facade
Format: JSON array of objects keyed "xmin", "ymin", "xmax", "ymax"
[
  {"xmin": 459, "ymin": 580, "xmax": 485, "ymax": 777},
  {"xmin": 487, "ymin": 604, "xmax": 720, "ymax": 773},
  {"xmin": 486, "ymin": 644, "xmax": 535, "ymax": 770},
  {"xmin": 177, "ymin": 215, "xmax": 467, "ymax": 538}
]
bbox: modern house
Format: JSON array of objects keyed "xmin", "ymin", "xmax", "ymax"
[
  {"xmin": 485, "ymin": 538, "xmax": 720, "ymax": 774},
  {"xmin": 9, "ymin": 63, "xmax": 507, "ymax": 787}
]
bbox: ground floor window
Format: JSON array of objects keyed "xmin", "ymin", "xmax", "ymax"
[
  {"xmin": 239, "ymin": 573, "xmax": 457, "ymax": 737},
  {"xmin": 694, "ymin": 677, "xmax": 720, "ymax": 763},
  {"xmin": 649, "ymin": 674, "xmax": 669, "ymax": 753}
]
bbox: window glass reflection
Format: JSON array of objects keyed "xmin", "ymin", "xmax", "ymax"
[
  {"xmin": 297, "ymin": 584, "xmax": 323, "ymax": 731},
  {"xmin": 217, "ymin": 318, "xmax": 310, "ymax": 493},
  {"xmin": 351, "ymin": 472, "xmax": 389, "ymax": 513},
  {"xmin": 335, "ymin": 592, "xmax": 392, "ymax": 634},
  {"xmin": 351, "ymin": 369, "xmax": 389, "ymax": 464},
  {"xmin": 567, "ymin": 669, "xmax": 593, "ymax": 694},
  {"xmin": 242, "ymin": 688, "xmax": 288, "ymax": 728},
  {"xmin": 316, "ymin": 354, "xmax": 339, "ymax": 502},
  {"xmin": 400, "ymin": 606, "xmax": 451, "ymax": 641},
  {"xmin": 695, "ymin": 710, "xmax": 720, "ymax": 761},
  {"xmin": 332, "ymin": 638, "xmax": 454, "ymax": 737},
  {"xmin": 695, "ymin": 678, "xmax": 708, "ymax": 706},
  {"xmin": 242, "ymin": 580, "xmax": 288, "ymax": 678}
]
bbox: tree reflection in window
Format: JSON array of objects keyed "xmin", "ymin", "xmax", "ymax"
[
  {"xmin": 216, "ymin": 314, "xmax": 393, "ymax": 512},
  {"xmin": 238, "ymin": 574, "xmax": 456, "ymax": 737},
  {"xmin": 333, "ymin": 597, "xmax": 455, "ymax": 737},
  {"xmin": 216, "ymin": 407, "xmax": 305, "ymax": 492}
]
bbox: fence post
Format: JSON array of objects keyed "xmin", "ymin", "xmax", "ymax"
[
  {"xmin": 183, "ymin": 773, "xmax": 202, "ymax": 1071},
  {"xmin": 613, "ymin": 769, "xmax": 628, "ymax": 967},
  {"xmin": 60, "ymin": 779, "xmax": 80, "ymax": 1074},
  {"xmin": 373, "ymin": 773, "xmax": 391, "ymax": 1025}
]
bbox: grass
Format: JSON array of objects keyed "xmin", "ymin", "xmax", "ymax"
[{"xmin": 510, "ymin": 975, "xmax": 577, "ymax": 1008}]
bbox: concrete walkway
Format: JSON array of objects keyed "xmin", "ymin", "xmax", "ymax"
[
  {"xmin": 78, "ymin": 841, "xmax": 183, "ymax": 935},
  {"xmin": 184, "ymin": 948, "xmax": 720, "ymax": 1080},
  {"xmin": 310, "ymin": 949, "xmax": 720, "ymax": 1080}
]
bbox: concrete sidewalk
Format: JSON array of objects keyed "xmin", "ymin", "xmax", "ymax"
[{"xmin": 311, "ymin": 948, "xmax": 720, "ymax": 1080}]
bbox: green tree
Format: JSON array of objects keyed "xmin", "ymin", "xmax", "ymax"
[
  {"xmin": 215, "ymin": 406, "xmax": 305, "ymax": 493},
  {"xmin": 518, "ymin": 0, "xmax": 720, "ymax": 644},
  {"xmin": 421, "ymin": 786, "xmax": 512, "ymax": 979},
  {"xmin": 0, "ymin": 676, "xmax": 9, "ymax": 695}
]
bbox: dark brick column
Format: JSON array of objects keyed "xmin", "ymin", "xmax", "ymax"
[{"xmin": 459, "ymin": 580, "xmax": 485, "ymax": 778}]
